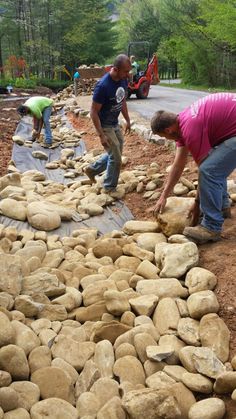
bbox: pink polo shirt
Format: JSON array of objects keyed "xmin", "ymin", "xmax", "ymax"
[{"xmin": 177, "ymin": 93, "xmax": 236, "ymax": 163}]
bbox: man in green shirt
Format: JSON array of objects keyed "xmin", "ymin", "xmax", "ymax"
[{"xmin": 17, "ymin": 96, "xmax": 53, "ymax": 146}]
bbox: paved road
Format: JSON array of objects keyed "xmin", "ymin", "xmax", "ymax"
[{"xmin": 127, "ymin": 85, "xmax": 207, "ymax": 120}]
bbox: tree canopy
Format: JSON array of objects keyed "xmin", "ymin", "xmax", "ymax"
[{"xmin": 1, "ymin": 0, "xmax": 236, "ymax": 87}]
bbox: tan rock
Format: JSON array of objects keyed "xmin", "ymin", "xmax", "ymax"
[
  {"xmin": 193, "ymin": 347, "xmax": 226, "ymax": 379},
  {"xmin": 0, "ymin": 387, "xmax": 19, "ymax": 412},
  {"xmin": 22, "ymin": 271, "xmax": 65, "ymax": 297},
  {"xmin": 146, "ymin": 345, "xmax": 174, "ymax": 362},
  {"xmin": 92, "ymin": 238, "xmax": 123, "ymax": 261},
  {"xmin": 27, "ymin": 202, "xmax": 61, "ymax": 231},
  {"xmin": 134, "ymin": 333, "xmax": 157, "ymax": 363},
  {"xmin": 182, "ymin": 372, "xmax": 213, "ymax": 393},
  {"xmin": 80, "ymin": 274, "xmax": 107, "ymax": 290},
  {"xmin": 30, "ymin": 398, "xmax": 78, "ymax": 419},
  {"xmin": 114, "ymin": 324, "xmax": 159, "ymax": 350},
  {"xmin": 115, "ymin": 255, "xmax": 141, "ymax": 272},
  {"xmin": 163, "ymin": 365, "xmax": 188, "ymax": 382},
  {"xmin": 159, "ymin": 335, "xmax": 186, "ymax": 365},
  {"xmin": 199, "ymin": 313, "xmax": 230, "ymax": 362},
  {"xmin": 171, "ymin": 382, "xmax": 196, "ymax": 419},
  {"xmin": 28, "ymin": 346, "xmax": 52, "ymax": 374},
  {"xmin": 155, "ymin": 242, "xmax": 198, "ymax": 278},
  {"xmin": 146, "ymin": 371, "xmax": 176, "ymax": 389},
  {"xmin": 129, "ymin": 294, "xmax": 158, "ymax": 316},
  {"xmin": 75, "ymin": 359, "xmax": 101, "ymax": 399},
  {"xmin": 136, "ymin": 278, "xmax": 188, "ymax": 299},
  {"xmin": 113, "ymin": 355, "xmax": 145, "ymax": 385},
  {"xmin": 157, "ymin": 197, "xmax": 194, "ymax": 236},
  {"xmin": 187, "ymin": 291, "xmax": 219, "ymax": 319},
  {"xmin": 51, "ymin": 335, "xmax": 95, "ymax": 371},
  {"xmin": 94, "ymin": 340, "xmax": 114, "ymax": 378},
  {"xmin": 213, "ymin": 371, "xmax": 236, "ymax": 394},
  {"xmin": 14, "ymin": 295, "xmax": 42, "ymax": 317},
  {"xmin": 82, "ymin": 280, "xmax": 116, "ymax": 307},
  {"xmin": 0, "ymin": 370, "xmax": 12, "ymax": 387},
  {"xmin": 91, "ymin": 321, "xmax": 131, "ymax": 344},
  {"xmin": 4, "ymin": 408, "xmax": 30, "ymax": 419},
  {"xmin": 90, "ymin": 377, "xmax": 120, "ymax": 408},
  {"xmin": 76, "ymin": 392, "xmax": 100, "ymax": 417},
  {"xmin": 0, "ymin": 312, "xmax": 15, "ymax": 348},
  {"xmin": 0, "ymin": 254, "xmax": 25, "ymax": 297},
  {"xmin": 136, "ymin": 232, "xmax": 167, "ymax": 252},
  {"xmin": 122, "ymin": 387, "xmax": 181, "ymax": 419},
  {"xmin": 136, "ymin": 259, "xmax": 159, "ymax": 279},
  {"xmin": 0, "ymin": 198, "xmax": 27, "ymax": 221},
  {"xmin": 31, "ymin": 366, "xmax": 75, "ymax": 404},
  {"xmin": 10, "ymin": 381, "xmax": 40, "ymax": 411},
  {"xmin": 185, "ymin": 267, "xmax": 217, "ymax": 294},
  {"xmin": 123, "ymin": 220, "xmax": 160, "ymax": 235},
  {"xmin": 177, "ymin": 317, "xmax": 200, "ymax": 346},
  {"xmin": 52, "ymin": 358, "xmax": 79, "ymax": 384},
  {"xmin": 11, "ymin": 320, "xmax": 40, "ymax": 355},
  {"xmin": 108, "ymin": 270, "xmax": 133, "ymax": 284},
  {"xmin": 123, "ymin": 243, "xmax": 154, "ymax": 262},
  {"xmin": 42, "ymin": 249, "xmax": 65, "ymax": 268},
  {"xmin": 188, "ymin": 398, "xmax": 225, "ymax": 419},
  {"xmin": 74, "ymin": 301, "xmax": 108, "ymax": 323},
  {"xmin": 97, "ymin": 396, "xmax": 126, "ymax": 419},
  {"xmin": 144, "ymin": 360, "xmax": 166, "ymax": 377},
  {"xmin": 179, "ymin": 346, "xmax": 198, "ymax": 373},
  {"xmin": 0, "ymin": 344, "xmax": 29, "ymax": 380},
  {"xmin": 104, "ymin": 289, "xmax": 131, "ymax": 316},
  {"xmin": 37, "ymin": 304, "xmax": 67, "ymax": 321},
  {"xmin": 153, "ymin": 297, "xmax": 180, "ymax": 335},
  {"xmin": 115, "ymin": 343, "xmax": 137, "ymax": 359}
]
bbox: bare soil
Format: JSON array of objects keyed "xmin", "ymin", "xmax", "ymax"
[{"xmin": 1, "ymin": 92, "xmax": 236, "ymax": 418}]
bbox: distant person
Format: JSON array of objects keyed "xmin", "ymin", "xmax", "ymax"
[
  {"xmin": 129, "ymin": 55, "xmax": 139, "ymax": 84},
  {"xmin": 73, "ymin": 67, "xmax": 86, "ymax": 96},
  {"xmin": 84, "ymin": 54, "xmax": 131, "ymax": 192},
  {"xmin": 151, "ymin": 93, "xmax": 236, "ymax": 244},
  {"xmin": 17, "ymin": 96, "xmax": 53, "ymax": 147}
]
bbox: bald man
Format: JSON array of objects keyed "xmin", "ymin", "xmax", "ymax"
[{"xmin": 84, "ymin": 54, "xmax": 131, "ymax": 192}]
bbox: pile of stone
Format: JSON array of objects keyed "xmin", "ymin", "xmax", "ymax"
[
  {"xmin": 0, "ymin": 216, "xmax": 235, "ymax": 418},
  {"xmin": 53, "ymin": 78, "xmax": 98, "ymax": 101}
]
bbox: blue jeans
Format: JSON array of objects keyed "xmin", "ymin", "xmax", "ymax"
[
  {"xmin": 42, "ymin": 106, "xmax": 52, "ymax": 144},
  {"xmin": 89, "ymin": 126, "xmax": 124, "ymax": 190},
  {"xmin": 199, "ymin": 136, "xmax": 236, "ymax": 232}
]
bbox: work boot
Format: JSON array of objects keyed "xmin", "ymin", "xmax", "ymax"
[
  {"xmin": 83, "ymin": 166, "xmax": 96, "ymax": 184},
  {"xmin": 183, "ymin": 225, "xmax": 221, "ymax": 244},
  {"xmin": 222, "ymin": 207, "xmax": 232, "ymax": 219}
]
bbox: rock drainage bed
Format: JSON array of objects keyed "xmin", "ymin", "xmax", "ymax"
[{"xmin": 0, "ymin": 216, "xmax": 235, "ymax": 418}]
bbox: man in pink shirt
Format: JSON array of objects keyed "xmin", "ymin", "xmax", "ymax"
[{"xmin": 151, "ymin": 93, "xmax": 236, "ymax": 244}]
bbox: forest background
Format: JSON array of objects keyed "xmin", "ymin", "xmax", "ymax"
[{"xmin": 0, "ymin": 0, "xmax": 236, "ymax": 89}]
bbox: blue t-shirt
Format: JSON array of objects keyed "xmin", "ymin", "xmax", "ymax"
[
  {"xmin": 93, "ymin": 72, "xmax": 128, "ymax": 127},
  {"xmin": 73, "ymin": 71, "xmax": 80, "ymax": 79}
]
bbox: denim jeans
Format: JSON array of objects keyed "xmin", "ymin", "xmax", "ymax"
[
  {"xmin": 89, "ymin": 126, "xmax": 124, "ymax": 190},
  {"xmin": 42, "ymin": 106, "xmax": 52, "ymax": 144},
  {"xmin": 199, "ymin": 136, "xmax": 236, "ymax": 232}
]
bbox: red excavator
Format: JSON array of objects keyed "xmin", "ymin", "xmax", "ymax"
[{"xmin": 105, "ymin": 41, "xmax": 159, "ymax": 99}]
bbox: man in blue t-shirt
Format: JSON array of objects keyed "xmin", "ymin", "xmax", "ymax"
[{"xmin": 84, "ymin": 54, "xmax": 131, "ymax": 192}]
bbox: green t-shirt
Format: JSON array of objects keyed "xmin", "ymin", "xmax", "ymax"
[{"xmin": 24, "ymin": 96, "xmax": 53, "ymax": 119}]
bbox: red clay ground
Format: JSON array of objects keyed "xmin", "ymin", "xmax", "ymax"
[{"xmin": 1, "ymin": 93, "xmax": 236, "ymax": 417}]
